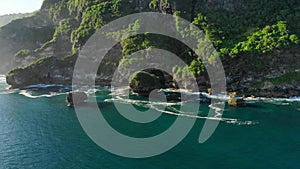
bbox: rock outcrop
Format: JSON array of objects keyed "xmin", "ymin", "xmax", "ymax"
[
  {"xmin": 6, "ymin": 56, "xmax": 74, "ymax": 89},
  {"xmin": 66, "ymin": 92, "xmax": 88, "ymax": 107},
  {"xmin": 129, "ymin": 71, "xmax": 162, "ymax": 96}
]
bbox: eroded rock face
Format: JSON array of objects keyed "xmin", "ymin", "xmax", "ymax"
[
  {"xmin": 223, "ymin": 49, "xmax": 300, "ymax": 98},
  {"xmin": 160, "ymin": 2, "xmax": 173, "ymax": 14},
  {"xmin": 261, "ymin": 81, "xmax": 275, "ymax": 90}
]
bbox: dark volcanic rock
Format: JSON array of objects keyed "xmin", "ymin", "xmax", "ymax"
[{"xmin": 66, "ymin": 92, "xmax": 88, "ymax": 107}]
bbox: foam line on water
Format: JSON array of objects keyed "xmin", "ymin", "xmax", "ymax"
[
  {"xmin": 23, "ymin": 84, "xmax": 65, "ymax": 89},
  {"xmin": 19, "ymin": 90, "xmax": 66, "ymax": 99},
  {"xmin": 105, "ymin": 96, "xmax": 182, "ymax": 107},
  {"xmin": 147, "ymin": 102, "xmax": 258, "ymax": 125},
  {"xmin": 0, "ymin": 75, "xmax": 6, "ymax": 81},
  {"xmin": 17, "ymin": 85, "xmax": 109, "ymax": 99},
  {"xmin": 162, "ymin": 89, "xmax": 300, "ymax": 102},
  {"xmin": 107, "ymin": 96, "xmax": 258, "ymax": 125}
]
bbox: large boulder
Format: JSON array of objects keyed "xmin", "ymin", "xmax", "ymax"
[{"xmin": 129, "ymin": 71, "xmax": 162, "ymax": 97}]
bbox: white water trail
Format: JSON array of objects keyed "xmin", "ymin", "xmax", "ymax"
[
  {"xmin": 106, "ymin": 96, "xmax": 258, "ymax": 125},
  {"xmin": 18, "ymin": 90, "xmax": 66, "ymax": 99}
]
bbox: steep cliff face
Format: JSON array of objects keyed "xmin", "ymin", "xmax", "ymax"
[
  {"xmin": 4, "ymin": 0, "xmax": 300, "ymax": 97},
  {"xmin": 224, "ymin": 48, "xmax": 300, "ymax": 97},
  {"xmin": 0, "ymin": 13, "xmax": 29, "ymax": 27},
  {"xmin": 0, "ymin": 12, "xmax": 55, "ymax": 73},
  {"xmin": 12, "ymin": 18, "xmax": 78, "ymax": 68},
  {"xmin": 200, "ymin": 0, "xmax": 238, "ymax": 11},
  {"xmin": 1, "ymin": 0, "xmax": 139, "ymax": 73},
  {"xmin": 6, "ymin": 56, "xmax": 75, "ymax": 88}
]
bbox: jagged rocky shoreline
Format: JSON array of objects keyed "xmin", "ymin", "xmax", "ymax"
[{"xmin": 6, "ymin": 65, "xmax": 300, "ymax": 98}]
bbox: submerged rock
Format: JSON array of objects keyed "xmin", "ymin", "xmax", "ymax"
[
  {"xmin": 164, "ymin": 91, "xmax": 181, "ymax": 102},
  {"xmin": 66, "ymin": 92, "xmax": 88, "ymax": 107},
  {"xmin": 199, "ymin": 93, "xmax": 212, "ymax": 103}
]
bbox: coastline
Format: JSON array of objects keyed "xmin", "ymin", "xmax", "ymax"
[
  {"xmin": 3, "ymin": 73, "xmax": 300, "ymax": 99},
  {"xmin": 4, "ymin": 83, "xmax": 300, "ymax": 102},
  {"xmin": 13, "ymin": 84, "xmax": 300, "ymax": 100}
]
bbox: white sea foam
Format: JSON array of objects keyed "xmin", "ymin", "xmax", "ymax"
[
  {"xmin": 105, "ymin": 95, "xmax": 181, "ymax": 107},
  {"xmin": 107, "ymin": 96, "xmax": 258, "ymax": 126},
  {"xmin": 19, "ymin": 90, "xmax": 65, "ymax": 99},
  {"xmin": 1, "ymin": 73, "xmax": 299, "ymax": 104},
  {"xmin": 23, "ymin": 84, "xmax": 65, "ymax": 89},
  {"xmin": 0, "ymin": 74, "xmax": 6, "ymax": 81},
  {"xmin": 18, "ymin": 84, "xmax": 111, "ymax": 99},
  {"xmin": 150, "ymin": 103, "xmax": 257, "ymax": 125},
  {"xmin": 162, "ymin": 89, "xmax": 300, "ymax": 103},
  {"xmin": 0, "ymin": 75, "xmax": 11, "ymax": 94},
  {"xmin": 209, "ymin": 102, "xmax": 225, "ymax": 117}
]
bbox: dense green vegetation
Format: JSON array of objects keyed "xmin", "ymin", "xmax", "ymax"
[
  {"xmin": 71, "ymin": 0, "xmax": 130, "ymax": 53},
  {"xmin": 6, "ymin": 0, "xmax": 300, "ymax": 88},
  {"xmin": 269, "ymin": 72, "xmax": 300, "ymax": 85},
  {"xmin": 130, "ymin": 71, "xmax": 161, "ymax": 95},
  {"xmin": 43, "ymin": 0, "xmax": 300, "ymax": 57},
  {"xmin": 15, "ymin": 50, "xmax": 32, "ymax": 58},
  {"xmin": 53, "ymin": 18, "xmax": 76, "ymax": 41},
  {"xmin": 230, "ymin": 21, "xmax": 299, "ymax": 56}
]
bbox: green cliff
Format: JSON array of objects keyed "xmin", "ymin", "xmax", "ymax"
[
  {"xmin": 0, "ymin": 11, "xmax": 55, "ymax": 73},
  {"xmin": 3, "ymin": 0, "xmax": 300, "ymax": 97}
]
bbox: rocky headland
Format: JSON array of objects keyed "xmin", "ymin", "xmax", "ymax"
[{"xmin": 1, "ymin": 0, "xmax": 300, "ymax": 98}]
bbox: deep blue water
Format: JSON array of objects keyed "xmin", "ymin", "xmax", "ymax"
[{"xmin": 0, "ymin": 77, "xmax": 300, "ymax": 168}]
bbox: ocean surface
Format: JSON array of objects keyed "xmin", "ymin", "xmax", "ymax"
[{"xmin": 0, "ymin": 75, "xmax": 300, "ymax": 169}]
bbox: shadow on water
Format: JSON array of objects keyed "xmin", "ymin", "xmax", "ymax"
[
  {"xmin": 67, "ymin": 102, "xmax": 110, "ymax": 109},
  {"xmin": 242, "ymin": 103, "xmax": 265, "ymax": 109}
]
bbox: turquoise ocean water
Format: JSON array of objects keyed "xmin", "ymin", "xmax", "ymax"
[{"xmin": 0, "ymin": 75, "xmax": 299, "ymax": 168}]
